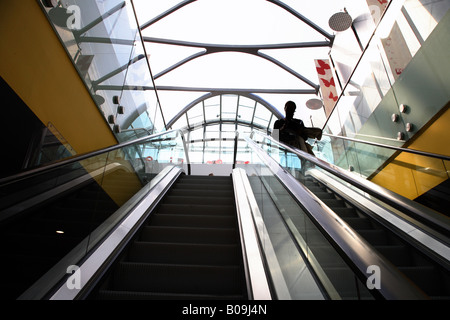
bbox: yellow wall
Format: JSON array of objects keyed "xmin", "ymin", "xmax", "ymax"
[
  {"xmin": 0, "ymin": 1, "xmax": 117, "ymax": 154},
  {"xmin": 370, "ymin": 105, "xmax": 450, "ymax": 200},
  {"xmin": 0, "ymin": 2, "xmax": 144, "ymax": 206}
]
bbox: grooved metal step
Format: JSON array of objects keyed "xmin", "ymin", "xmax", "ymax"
[
  {"xmin": 149, "ymin": 214, "xmax": 236, "ymax": 228},
  {"xmin": 128, "ymin": 242, "xmax": 241, "ymax": 265},
  {"xmin": 157, "ymin": 203, "xmax": 235, "ymax": 215},
  {"xmin": 139, "ymin": 226, "xmax": 238, "ymax": 244},
  {"xmin": 111, "ymin": 262, "xmax": 243, "ymax": 295}
]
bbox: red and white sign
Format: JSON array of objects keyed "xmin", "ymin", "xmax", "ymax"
[
  {"xmin": 315, "ymin": 59, "xmax": 338, "ymax": 117},
  {"xmin": 366, "ymin": 0, "xmax": 390, "ymax": 24}
]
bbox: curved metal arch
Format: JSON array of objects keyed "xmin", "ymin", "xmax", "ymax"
[
  {"xmin": 181, "ymin": 119, "xmax": 272, "ymax": 135},
  {"xmin": 166, "ymin": 92, "xmax": 284, "ymax": 129},
  {"xmin": 139, "ymin": 0, "xmax": 334, "ymax": 41},
  {"xmin": 266, "ymin": 0, "xmax": 334, "ymax": 41},
  {"xmin": 145, "ymin": 37, "xmax": 325, "ymax": 90},
  {"xmin": 140, "ymin": 0, "xmax": 197, "ymax": 30}
]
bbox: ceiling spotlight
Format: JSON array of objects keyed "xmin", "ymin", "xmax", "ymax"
[
  {"xmin": 329, "ymin": 10, "xmax": 353, "ymax": 32},
  {"xmin": 306, "ymin": 99, "xmax": 323, "ymax": 110}
]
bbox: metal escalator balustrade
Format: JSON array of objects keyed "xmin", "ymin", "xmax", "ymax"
[
  {"xmin": 0, "ymin": 130, "xmax": 189, "ymax": 299},
  {"xmin": 242, "ymin": 131, "xmax": 450, "ymax": 299}
]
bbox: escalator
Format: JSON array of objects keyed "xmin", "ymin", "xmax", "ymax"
[
  {"xmin": 0, "ymin": 128, "xmax": 449, "ymax": 300},
  {"xmin": 302, "ymin": 174, "xmax": 450, "ymax": 299},
  {"xmin": 88, "ymin": 175, "xmax": 248, "ymax": 300},
  {"xmin": 243, "ymin": 132, "xmax": 450, "ymax": 300}
]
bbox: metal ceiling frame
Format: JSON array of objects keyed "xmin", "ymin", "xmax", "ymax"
[
  {"xmin": 165, "ymin": 92, "xmax": 284, "ymax": 131},
  {"xmin": 138, "ymin": 0, "xmax": 335, "ymax": 94},
  {"xmin": 84, "ymin": 0, "xmax": 336, "ymax": 131},
  {"xmin": 143, "ymin": 36, "xmax": 329, "ymax": 90}
]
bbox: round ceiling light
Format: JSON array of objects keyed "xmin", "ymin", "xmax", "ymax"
[
  {"xmin": 306, "ymin": 99, "xmax": 323, "ymax": 110},
  {"xmin": 328, "ymin": 11, "xmax": 353, "ymax": 32}
]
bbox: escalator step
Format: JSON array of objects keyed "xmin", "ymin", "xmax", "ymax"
[
  {"xmin": 307, "ymin": 186, "xmax": 326, "ymax": 193},
  {"xmin": 149, "ymin": 214, "xmax": 236, "ymax": 228},
  {"xmin": 332, "ymin": 207, "xmax": 359, "ymax": 218},
  {"xmin": 139, "ymin": 226, "xmax": 238, "ymax": 244},
  {"xmin": 179, "ymin": 175, "xmax": 231, "ymax": 180},
  {"xmin": 375, "ymin": 245, "xmax": 412, "ymax": 266},
  {"xmin": 178, "ymin": 177, "xmax": 232, "ymax": 185},
  {"xmin": 303, "ymin": 179, "xmax": 318, "ymax": 187},
  {"xmin": 111, "ymin": 262, "xmax": 244, "ymax": 295},
  {"xmin": 321, "ymin": 198, "xmax": 346, "ymax": 208},
  {"xmin": 341, "ymin": 217, "xmax": 373, "ymax": 230},
  {"xmin": 94, "ymin": 290, "xmax": 245, "ymax": 300},
  {"xmin": 128, "ymin": 242, "xmax": 241, "ymax": 265},
  {"xmin": 164, "ymin": 195, "xmax": 233, "ymax": 206},
  {"xmin": 168, "ymin": 189, "xmax": 234, "ymax": 198},
  {"xmin": 176, "ymin": 178, "xmax": 232, "ymax": 184},
  {"xmin": 172, "ymin": 183, "xmax": 232, "ymax": 191},
  {"xmin": 157, "ymin": 203, "xmax": 235, "ymax": 216},
  {"xmin": 357, "ymin": 229, "xmax": 390, "ymax": 245},
  {"xmin": 313, "ymin": 192, "xmax": 336, "ymax": 200}
]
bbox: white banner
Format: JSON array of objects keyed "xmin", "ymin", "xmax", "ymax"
[{"xmin": 315, "ymin": 59, "xmax": 338, "ymax": 117}]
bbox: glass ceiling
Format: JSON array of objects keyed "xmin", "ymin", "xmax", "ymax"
[
  {"xmin": 41, "ymin": 0, "xmax": 348, "ymax": 137},
  {"xmin": 133, "ymin": 0, "xmax": 345, "ymax": 131}
]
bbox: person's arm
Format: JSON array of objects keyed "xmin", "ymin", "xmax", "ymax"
[{"xmin": 273, "ymin": 119, "xmax": 284, "ymax": 130}]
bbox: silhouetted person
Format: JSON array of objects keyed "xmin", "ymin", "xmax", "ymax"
[{"xmin": 274, "ymin": 101, "xmax": 316, "ymax": 155}]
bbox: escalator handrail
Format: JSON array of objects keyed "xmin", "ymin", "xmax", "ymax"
[
  {"xmin": 0, "ymin": 129, "xmax": 190, "ymax": 186},
  {"xmin": 251, "ymin": 132, "xmax": 450, "ymax": 238},
  {"xmin": 244, "ymin": 135, "xmax": 429, "ymax": 299},
  {"xmin": 322, "ymin": 133, "xmax": 450, "ymax": 161},
  {"xmin": 232, "ymin": 168, "xmax": 273, "ymax": 300}
]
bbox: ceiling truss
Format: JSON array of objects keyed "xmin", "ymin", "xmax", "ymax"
[{"xmin": 81, "ymin": 0, "xmax": 336, "ymax": 131}]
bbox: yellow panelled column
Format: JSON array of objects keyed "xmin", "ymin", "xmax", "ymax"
[
  {"xmin": 0, "ymin": 1, "xmax": 117, "ymax": 153},
  {"xmin": 370, "ymin": 104, "xmax": 450, "ymax": 200},
  {"xmin": 0, "ymin": 1, "xmax": 143, "ymax": 206}
]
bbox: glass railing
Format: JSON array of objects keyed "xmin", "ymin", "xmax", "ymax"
[
  {"xmin": 39, "ymin": 0, "xmax": 166, "ymax": 139},
  {"xmin": 116, "ymin": 128, "xmax": 153, "ymax": 142},
  {"xmin": 0, "ymin": 130, "xmax": 188, "ymax": 300}
]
